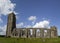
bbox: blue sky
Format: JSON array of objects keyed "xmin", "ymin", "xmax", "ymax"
[
  {"xmin": 13, "ymin": 0, "xmax": 60, "ymax": 26},
  {"xmin": 13, "ymin": 0, "xmax": 60, "ymax": 35},
  {"xmin": 0, "ymin": 0, "xmax": 60, "ymax": 35}
]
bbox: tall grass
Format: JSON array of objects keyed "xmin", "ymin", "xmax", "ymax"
[{"xmin": 0, "ymin": 37, "xmax": 60, "ymax": 43}]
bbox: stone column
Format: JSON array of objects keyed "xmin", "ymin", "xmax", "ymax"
[
  {"xmin": 20, "ymin": 29, "xmax": 22, "ymax": 38},
  {"xmin": 39, "ymin": 29, "xmax": 41, "ymax": 38},
  {"xmin": 33, "ymin": 28, "xmax": 36, "ymax": 38},
  {"xmin": 47, "ymin": 29, "xmax": 51, "ymax": 38},
  {"xmin": 27, "ymin": 28, "xmax": 30, "ymax": 38},
  {"xmin": 40, "ymin": 28, "xmax": 44, "ymax": 38},
  {"xmin": 25, "ymin": 29, "xmax": 28, "ymax": 38},
  {"xmin": 17, "ymin": 30, "xmax": 20, "ymax": 38},
  {"xmin": 19, "ymin": 29, "xmax": 21, "ymax": 37}
]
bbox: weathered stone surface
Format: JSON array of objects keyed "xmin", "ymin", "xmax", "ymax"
[
  {"xmin": 6, "ymin": 12, "xmax": 16, "ymax": 37},
  {"xmin": 6, "ymin": 13, "xmax": 58, "ymax": 38}
]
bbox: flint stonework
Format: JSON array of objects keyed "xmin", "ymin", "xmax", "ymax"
[{"xmin": 6, "ymin": 13, "xmax": 58, "ymax": 38}]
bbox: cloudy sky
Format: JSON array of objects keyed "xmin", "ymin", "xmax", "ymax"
[{"xmin": 0, "ymin": 0, "xmax": 60, "ymax": 35}]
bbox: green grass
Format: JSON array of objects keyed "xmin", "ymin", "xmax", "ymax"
[{"xmin": 0, "ymin": 37, "xmax": 60, "ymax": 43}]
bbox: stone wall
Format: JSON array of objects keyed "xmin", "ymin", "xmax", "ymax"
[
  {"xmin": 11, "ymin": 28, "xmax": 58, "ymax": 38},
  {"xmin": 6, "ymin": 12, "xmax": 58, "ymax": 38}
]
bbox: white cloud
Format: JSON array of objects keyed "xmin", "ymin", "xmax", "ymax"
[
  {"xmin": 28, "ymin": 16, "xmax": 37, "ymax": 24},
  {"xmin": 0, "ymin": 22, "xmax": 24, "ymax": 35},
  {"xmin": 0, "ymin": 25, "xmax": 7, "ymax": 35},
  {"xmin": 16, "ymin": 15, "xmax": 19, "ymax": 19},
  {"xmin": 0, "ymin": 0, "xmax": 16, "ymax": 15},
  {"xmin": 16, "ymin": 22, "xmax": 24, "ymax": 28},
  {"xmin": 28, "ymin": 16, "xmax": 37, "ymax": 21},
  {"xmin": 0, "ymin": 0, "xmax": 16, "ymax": 35},
  {"xmin": 0, "ymin": 0, "xmax": 17, "ymax": 23},
  {"xmin": 33, "ymin": 20, "xmax": 50, "ymax": 28},
  {"xmin": 25, "ymin": 25, "xmax": 32, "ymax": 28}
]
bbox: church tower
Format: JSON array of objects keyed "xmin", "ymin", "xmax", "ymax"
[{"xmin": 6, "ymin": 12, "xmax": 16, "ymax": 37}]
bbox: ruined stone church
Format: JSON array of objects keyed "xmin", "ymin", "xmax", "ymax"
[{"xmin": 6, "ymin": 13, "xmax": 58, "ymax": 38}]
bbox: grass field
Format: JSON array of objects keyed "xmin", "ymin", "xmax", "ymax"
[{"xmin": 0, "ymin": 37, "xmax": 60, "ymax": 43}]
